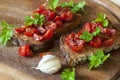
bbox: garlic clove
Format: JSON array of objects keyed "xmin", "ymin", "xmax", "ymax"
[{"xmin": 32, "ymin": 54, "xmax": 61, "ymax": 74}]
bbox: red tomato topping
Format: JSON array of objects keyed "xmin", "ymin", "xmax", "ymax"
[
  {"xmin": 89, "ymin": 37, "xmax": 102, "ymax": 48},
  {"xmin": 37, "ymin": 27, "xmax": 46, "ymax": 34},
  {"xmin": 15, "ymin": 28, "xmax": 25, "ymax": 34},
  {"xmin": 18, "ymin": 44, "xmax": 33, "ymax": 57},
  {"xmin": 24, "ymin": 28, "xmax": 37, "ymax": 37},
  {"xmin": 54, "ymin": 16, "xmax": 61, "ymax": 21},
  {"xmin": 83, "ymin": 22, "xmax": 92, "ymax": 33},
  {"xmin": 65, "ymin": 33, "xmax": 85, "ymax": 52},
  {"xmin": 77, "ymin": 30, "xmax": 83, "ymax": 37},
  {"xmin": 55, "ymin": 21, "xmax": 63, "ymax": 27},
  {"xmin": 34, "ymin": 6, "xmax": 45, "ymax": 14},
  {"xmin": 43, "ymin": 29, "xmax": 53, "ymax": 39},
  {"xmin": 103, "ymin": 38, "xmax": 114, "ymax": 47},
  {"xmin": 48, "ymin": 12, "xmax": 56, "ymax": 20},
  {"xmin": 45, "ymin": 22, "xmax": 57, "ymax": 31},
  {"xmin": 66, "ymin": 11, "xmax": 73, "ymax": 21},
  {"xmin": 61, "ymin": 13, "xmax": 67, "ymax": 21},
  {"xmin": 71, "ymin": 45, "xmax": 84, "ymax": 52},
  {"xmin": 33, "ymin": 34, "xmax": 43, "ymax": 41}
]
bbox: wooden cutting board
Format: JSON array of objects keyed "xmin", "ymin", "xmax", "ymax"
[{"xmin": 0, "ymin": 0, "xmax": 120, "ymax": 80}]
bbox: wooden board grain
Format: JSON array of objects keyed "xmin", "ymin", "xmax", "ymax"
[{"xmin": 0, "ymin": 0, "xmax": 120, "ymax": 80}]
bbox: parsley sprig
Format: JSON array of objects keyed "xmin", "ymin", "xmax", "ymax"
[
  {"xmin": 49, "ymin": 0, "xmax": 59, "ymax": 11},
  {"xmin": 61, "ymin": 0, "xmax": 74, "ymax": 8},
  {"xmin": 0, "ymin": 21, "xmax": 15, "ymax": 45},
  {"xmin": 88, "ymin": 49, "xmax": 110, "ymax": 70},
  {"xmin": 92, "ymin": 13, "xmax": 109, "ymax": 27},
  {"xmin": 80, "ymin": 27, "xmax": 101, "ymax": 42},
  {"xmin": 61, "ymin": 0, "xmax": 85, "ymax": 13},
  {"xmin": 25, "ymin": 13, "xmax": 45, "ymax": 26},
  {"xmin": 61, "ymin": 68, "xmax": 75, "ymax": 80}
]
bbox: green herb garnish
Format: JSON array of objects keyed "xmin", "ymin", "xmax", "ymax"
[
  {"xmin": 61, "ymin": 68, "xmax": 75, "ymax": 80},
  {"xmin": 88, "ymin": 49, "xmax": 110, "ymax": 70},
  {"xmin": 92, "ymin": 13, "xmax": 109, "ymax": 27},
  {"xmin": 80, "ymin": 30, "xmax": 93, "ymax": 42},
  {"xmin": 92, "ymin": 27, "xmax": 101, "ymax": 36},
  {"xmin": 61, "ymin": 0, "xmax": 74, "ymax": 8},
  {"xmin": 61, "ymin": 0, "xmax": 85, "ymax": 13},
  {"xmin": 80, "ymin": 27, "xmax": 101, "ymax": 42},
  {"xmin": 0, "ymin": 21, "xmax": 15, "ymax": 45},
  {"xmin": 25, "ymin": 13, "xmax": 45, "ymax": 26},
  {"xmin": 49, "ymin": 0, "xmax": 59, "ymax": 11},
  {"xmin": 71, "ymin": 1, "xmax": 85, "ymax": 13}
]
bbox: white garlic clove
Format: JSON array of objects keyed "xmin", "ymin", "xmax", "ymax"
[{"xmin": 33, "ymin": 54, "xmax": 61, "ymax": 74}]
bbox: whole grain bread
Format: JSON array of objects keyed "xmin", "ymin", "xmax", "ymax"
[
  {"xmin": 13, "ymin": 13, "xmax": 82, "ymax": 52},
  {"xmin": 60, "ymin": 29, "xmax": 120, "ymax": 66}
]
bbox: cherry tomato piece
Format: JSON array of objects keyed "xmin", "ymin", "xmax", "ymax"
[
  {"xmin": 18, "ymin": 44, "xmax": 33, "ymax": 57},
  {"xmin": 89, "ymin": 37, "xmax": 102, "ymax": 48},
  {"xmin": 55, "ymin": 21, "xmax": 63, "ymax": 27},
  {"xmin": 103, "ymin": 38, "xmax": 114, "ymax": 47},
  {"xmin": 15, "ymin": 28, "xmax": 25, "ymax": 34},
  {"xmin": 83, "ymin": 22, "xmax": 92, "ymax": 33},
  {"xmin": 43, "ymin": 30, "xmax": 53, "ymax": 39},
  {"xmin": 71, "ymin": 45, "xmax": 84, "ymax": 52}
]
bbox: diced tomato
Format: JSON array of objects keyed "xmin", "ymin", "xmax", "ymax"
[
  {"xmin": 24, "ymin": 28, "xmax": 39, "ymax": 37},
  {"xmin": 24, "ymin": 28, "xmax": 34, "ymax": 37},
  {"xmin": 101, "ymin": 28, "xmax": 116, "ymax": 36},
  {"xmin": 34, "ymin": 6, "xmax": 45, "ymax": 14},
  {"xmin": 83, "ymin": 22, "xmax": 92, "ymax": 33},
  {"xmin": 75, "ymin": 38, "xmax": 85, "ymax": 46},
  {"xmin": 55, "ymin": 6, "xmax": 62, "ymax": 12},
  {"xmin": 43, "ymin": 30, "xmax": 53, "ymax": 39},
  {"xmin": 103, "ymin": 38, "xmax": 114, "ymax": 47},
  {"xmin": 77, "ymin": 30, "xmax": 83, "ymax": 37},
  {"xmin": 15, "ymin": 28, "xmax": 25, "ymax": 34},
  {"xmin": 55, "ymin": 21, "xmax": 63, "ymax": 27},
  {"xmin": 54, "ymin": 16, "xmax": 61, "ymax": 21},
  {"xmin": 18, "ymin": 44, "xmax": 33, "ymax": 57},
  {"xmin": 37, "ymin": 27, "xmax": 46, "ymax": 34},
  {"xmin": 109, "ymin": 29, "xmax": 116, "ymax": 36},
  {"xmin": 66, "ymin": 11, "xmax": 73, "ymax": 21},
  {"xmin": 65, "ymin": 33, "xmax": 78, "ymax": 47},
  {"xmin": 45, "ymin": 22, "xmax": 57, "ymax": 31},
  {"xmin": 48, "ymin": 12, "xmax": 56, "ymax": 20},
  {"xmin": 71, "ymin": 45, "xmax": 84, "ymax": 52},
  {"xmin": 68, "ymin": 33, "xmax": 76, "ymax": 39},
  {"xmin": 33, "ymin": 34, "xmax": 43, "ymax": 41},
  {"xmin": 61, "ymin": 13, "xmax": 67, "ymax": 21},
  {"xmin": 89, "ymin": 37, "xmax": 102, "ymax": 48},
  {"xmin": 68, "ymin": 39, "xmax": 77, "ymax": 47},
  {"xmin": 92, "ymin": 22, "xmax": 102, "ymax": 28}
]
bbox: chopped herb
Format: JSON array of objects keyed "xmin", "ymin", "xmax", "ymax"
[
  {"xmin": 61, "ymin": 0, "xmax": 85, "ymax": 13},
  {"xmin": 92, "ymin": 13, "xmax": 109, "ymax": 27},
  {"xmin": 71, "ymin": 1, "xmax": 86, "ymax": 13},
  {"xmin": 61, "ymin": 68, "xmax": 75, "ymax": 80},
  {"xmin": 49, "ymin": 0, "xmax": 59, "ymax": 11},
  {"xmin": 80, "ymin": 27, "xmax": 101, "ymax": 42},
  {"xmin": 61, "ymin": 0, "xmax": 74, "ymax": 8},
  {"xmin": 25, "ymin": 13, "xmax": 45, "ymax": 26},
  {"xmin": 88, "ymin": 49, "xmax": 110, "ymax": 70},
  {"xmin": 0, "ymin": 21, "xmax": 15, "ymax": 45},
  {"xmin": 92, "ymin": 27, "xmax": 101, "ymax": 36},
  {"xmin": 80, "ymin": 30, "xmax": 93, "ymax": 42}
]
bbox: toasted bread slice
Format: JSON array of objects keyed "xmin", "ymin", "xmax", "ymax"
[
  {"xmin": 60, "ymin": 29, "xmax": 120, "ymax": 66},
  {"xmin": 13, "ymin": 13, "xmax": 82, "ymax": 52}
]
